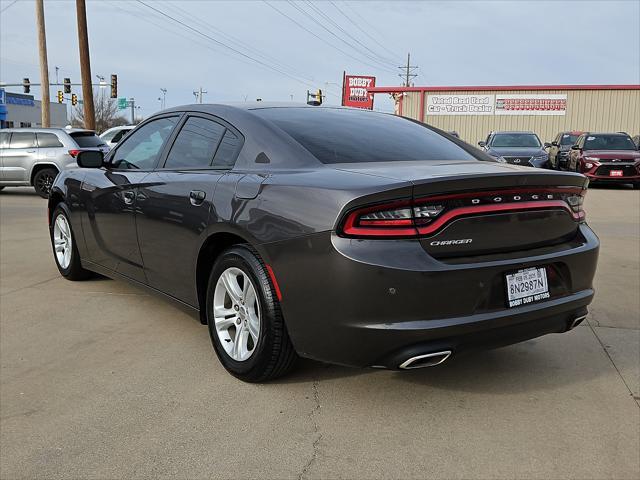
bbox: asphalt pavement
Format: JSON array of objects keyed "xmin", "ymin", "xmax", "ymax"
[{"xmin": 1, "ymin": 185, "xmax": 638, "ymax": 479}]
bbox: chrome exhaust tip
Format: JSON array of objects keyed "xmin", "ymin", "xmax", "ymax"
[
  {"xmin": 398, "ymin": 350, "xmax": 452, "ymax": 369},
  {"xmin": 569, "ymin": 315, "xmax": 587, "ymax": 330}
]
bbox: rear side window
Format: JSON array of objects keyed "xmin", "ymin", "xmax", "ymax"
[
  {"xmin": 165, "ymin": 117, "xmax": 225, "ymax": 169},
  {"xmin": 37, "ymin": 132, "xmax": 63, "ymax": 148},
  {"xmin": 213, "ymin": 130, "xmax": 241, "ymax": 167},
  {"xmin": 70, "ymin": 131, "xmax": 106, "ymax": 148},
  {"xmin": 254, "ymin": 108, "xmax": 476, "ymax": 164},
  {"xmin": 9, "ymin": 132, "xmax": 37, "ymax": 149}
]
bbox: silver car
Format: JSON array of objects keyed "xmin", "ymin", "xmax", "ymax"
[{"xmin": 0, "ymin": 128, "xmax": 109, "ymax": 197}]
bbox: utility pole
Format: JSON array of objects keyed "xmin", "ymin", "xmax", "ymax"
[
  {"xmin": 398, "ymin": 52, "xmax": 418, "ymax": 87},
  {"xmin": 129, "ymin": 98, "xmax": 135, "ymax": 124},
  {"xmin": 76, "ymin": 0, "xmax": 95, "ymax": 130},
  {"xmin": 193, "ymin": 87, "xmax": 207, "ymax": 104},
  {"xmin": 35, "ymin": 0, "xmax": 50, "ymax": 127},
  {"xmin": 160, "ymin": 88, "xmax": 167, "ymax": 109}
]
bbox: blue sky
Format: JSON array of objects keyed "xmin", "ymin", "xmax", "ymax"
[{"xmin": 1, "ymin": 0, "xmax": 639, "ymax": 118}]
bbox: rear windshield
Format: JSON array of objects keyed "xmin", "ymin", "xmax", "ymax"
[
  {"xmin": 583, "ymin": 134, "xmax": 636, "ymax": 151},
  {"xmin": 253, "ymin": 108, "xmax": 476, "ymax": 164},
  {"xmin": 491, "ymin": 133, "xmax": 541, "ymax": 148},
  {"xmin": 70, "ymin": 131, "xmax": 106, "ymax": 148}
]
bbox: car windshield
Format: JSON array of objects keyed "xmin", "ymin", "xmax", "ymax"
[
  {"xmin": 70, "ymin": 131, "xmax": 106, "ymax": 148},
  {"xmin": 253, "ymin": 107, "xmax": 476, "ymax": 163},
  {"xmin": 491, "ymin": 133, "xmax": 541, "ymax": 148},
  {"xmin": 560, "ymin": 134, "xmax": 580, "ymax": 146},
  {"xmin": 583, "ymin": 134, "xmax": 636, "ymax": 151}
]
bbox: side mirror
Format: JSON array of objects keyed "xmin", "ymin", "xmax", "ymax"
[
  {"xmin": 478, "ymin": 141, "xmax": 486, "ymax": 147},
  {"xmin": 77, "ymin": 150, "xmax": 104, "ymax": 168},
  {"xmin": 551, "ymin": 141, "xmax": 558, "ymax": 147},
  {"xmin": 571, "ymin": 144, "xmax": 581, "ymax": 150},
  {"xmin": 544, "ymin": 142, "xmax": 552, "ymax": 148}
]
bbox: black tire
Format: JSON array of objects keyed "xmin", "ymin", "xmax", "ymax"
[
  {"xmin": 50, "ymin": 204, "xmax": 92, "ymax": 280},
  {"xmin": 33, "ymin": 167, "xmax": 58, "ymax": 198},
  {"xmin": 633, "ymin": 183, "xmax": 640, "ymax": 190},
  {"xmin": 206, "ymin": 245, "xmax": 297, "ymax": 382}
]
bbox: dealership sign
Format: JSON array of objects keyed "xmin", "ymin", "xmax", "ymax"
[
  {"xmin": 342, "ymin": 74, "xmax": 375, "ymax": 109},
  {"xmin": 426, "ymin": 93, "xmax": 567, "ymax": 116},
  {"xmin": 495, "ymin": 94, "xmax": 567, "ymax": 115},
  {"xmin": 426, "ymin": 94, "xmax": 494, "ymax": 115}
]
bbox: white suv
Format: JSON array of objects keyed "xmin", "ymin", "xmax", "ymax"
[{"xmin": 0, "ymin": 128, "xmax": 109, "ymax": 197}]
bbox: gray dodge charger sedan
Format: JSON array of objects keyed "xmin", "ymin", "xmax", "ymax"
[{"xmin": 48, "ymin": 104, "xmax": 599, "ymax": 382}]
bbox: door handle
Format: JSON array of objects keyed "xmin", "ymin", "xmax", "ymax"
[
  {"xmin": 26, "ymin": 150, "xmax": 36, "ymax": 153},
  {"xmin": 189, "ymin": 190, "xmax": 206, "ymax": 206},
  {"xmin": 122, "ymin": 191, "xmax": 135, "ymax": 205}
]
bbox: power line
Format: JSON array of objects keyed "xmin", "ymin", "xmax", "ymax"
[
  {"xmin": 286, "ymin": 1, "xmax": 397, "ymax": 74},
  {"xmin": 163, "ymin": 1, "xmax": 340, "ymax": 96},
  {"xmin": 1, "ymin": 0, "xmax": 20, "ymax": 14},
  {"xmin": 264, "ymin": 1, "xmax": 396, "ymax": 75},
  {"xmin": 328, "ymin": 1, "xmax": 399, "ymax": 62},
  {"xmin": 342, "ymin": 1, "xmax": 399, "ymax": 53},
  {"xmin": 135, "ymin": 1, "xmax": 331, "ymax": 94},
  {"xmin": 302, "ymin": 0, "xmax": 397, "ymax": 68}
]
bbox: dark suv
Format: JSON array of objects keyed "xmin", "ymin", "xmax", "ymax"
[
  {"xmin": 478, "ymin": 131, "xmax": 551, "ymax": 168},
  {"xmin": 548, "ymin": 131, "xmax": 584, "ymax": 170},
  {"xmin": 568, "ymin": 132, "xmax": 640, "ymax": 188}
]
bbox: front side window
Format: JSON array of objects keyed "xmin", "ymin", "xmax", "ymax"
[
  {"xmin": 0, "ymin": 132, "xmax": 9, "ymax": 148},
  {"xmin": 9, "ymin": 132, "xmax": 37, "ymax": 149},
  {"xmin": 111, "ymin": 117, "xmax": 178, "ymax": 170},
  {"xmin": 164, "ymin": 117, "xmax": 225, "ymax": 169},
  {"xmin": 490, "ymin": 133, "xmax": 541, "ymax": 148},
  {"xmin": 37, "ymin": 133, "xmax": 63, "ymax": 148},
  {"xmin": 583, "ymin": 134, "xmax": 636, "ymax": 151}
]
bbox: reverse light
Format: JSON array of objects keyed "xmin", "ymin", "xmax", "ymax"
[{"xmin": 340, "ymin": 187, "xmax": 587, "ymax": 238}]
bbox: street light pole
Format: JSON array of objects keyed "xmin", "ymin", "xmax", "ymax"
[
  {"xmin": 35, "ymin": 0, "xmax": 50, "ymax": 127},
  {"xmin": 160, "ymin": 88, "xmax": 167, "ymax": 109}
]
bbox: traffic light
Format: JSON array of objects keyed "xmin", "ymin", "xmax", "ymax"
[
  {"xmin": 306, "ymin": 89, "xmax": 323, "ymax": 106},
  {"xmin": 317, "ymin": 89, "xmax": 323, "ymax": 105},
  {"xmin": 110, "ymin": 74, "xmax": 118, "ymax": 99},
  {"xmin": 63, "ymin": 78, "xmax": 71, "ymax": 94},
  {"xmin": 57, "ymin": 91, "xmax": 64, "ymax": 104},
  {"xmin": 71, "ymin": 94, "xmax": 78, "ymax": 106},
  {"xmin": 23, "ymin": 78, "xmax": 30, "ymax": 93}
]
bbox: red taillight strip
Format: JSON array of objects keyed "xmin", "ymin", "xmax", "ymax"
[
  {"xmin": 415, "ymin": 201, "xmax": 580, "ymax": 236},
  {"xmin": 265, "ymin": 264, "xmax": 283, "ymax": 302}
]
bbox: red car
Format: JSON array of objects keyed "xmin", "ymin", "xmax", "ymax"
[{"xmin": 568, "ymin": 132, "xmax": 640, "ymax": 188}]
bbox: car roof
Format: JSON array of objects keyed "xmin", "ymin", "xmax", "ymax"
[
  {"xmin": 491, "ymin": 130, "xmax": 537, "ymax": 135},
  {"xmin": 0, "ymin": 127, "xmax": 95, "ymax": 134},
  {"xmin": 579, "ymin": 132, "xmax": 630, "ymax": 136}
]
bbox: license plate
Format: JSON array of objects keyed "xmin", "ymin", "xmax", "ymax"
[
  {"xmin": 505, "ymin": 267, "xmax": 549, "ymax": 308},
  {"xmin": 609, "ymin": 170, "xmax": 623, "ymax": 177}
]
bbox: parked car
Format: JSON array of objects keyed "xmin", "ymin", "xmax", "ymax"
[
  {"xmin": 568, "ymin": 132, "xmax": 640, "ymax": 188},
  {"xmin": 100, "ymin": 125, "xmax": 135, "ymax": 149},
  {"xmin": 0, "ymin": 128, "xmax": 109, "ymax": 197},
  {"xmin": 478, "ymin": 131, "xmax": 551, "ymax": 168},
  {"xmin": 48, "ymin": 104, "xmax": 598, "ymax": 382},
  {"xmin": 548, "ymin": 131, "xmax": 584, "ymax": 170},
  {"xmin": 632, "ymin": 134, "xmax": 640, "ymax": 149}
]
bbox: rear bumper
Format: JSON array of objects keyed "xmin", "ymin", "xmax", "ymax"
[{"xmin": 263, "ymin": 224, "xmax": 599, "ymax": 368}]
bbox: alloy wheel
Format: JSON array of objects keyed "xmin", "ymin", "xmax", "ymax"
[
  {"xmin": 213, "ymin": 267, "xmax": 261, "ymax": 362},
  {"xmin": 53, "ymin": 214, "xmax": 72, "ymax": 269},
  {"xmin": 36, "ymin": 173, "xmax": 54, "ymax": 195}
]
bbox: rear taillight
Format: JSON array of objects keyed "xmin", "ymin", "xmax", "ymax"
[
  {"xmin": 340, "ymin": 187, "xmax": 586, "ymax": 238},
  {"xmin": 68, "ymin": 149, "xmax": 81, "ymax": 158}
]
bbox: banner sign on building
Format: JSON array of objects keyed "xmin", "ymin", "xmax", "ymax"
[
  {"xmin": 426, "ymin": 94, "xmax": 495, "ymax": 115},
  {"xmin": 495, "ymin": 94, "xmax": 567, "ymax": 115},
  {"xmin": 342, "ymin": 74, "xmax": 375, "ymax": 109}
]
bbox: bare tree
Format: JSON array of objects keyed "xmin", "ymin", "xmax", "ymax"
[{"xmin": 70, "ymin": 91, "xmax": 130, "ymax": 133}]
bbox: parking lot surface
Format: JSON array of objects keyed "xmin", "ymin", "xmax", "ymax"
[{"xmin": 1, "ymin": 186, "xmax": 639, "ymax": 479}]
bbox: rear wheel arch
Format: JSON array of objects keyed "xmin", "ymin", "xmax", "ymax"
[
  {"xmin": 195, "ymin": 231, "xmax": 270, "ymax": 324},
  {"xmin": 30, "ymin": 163, "xmax": 60, "ymax": 186}
]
